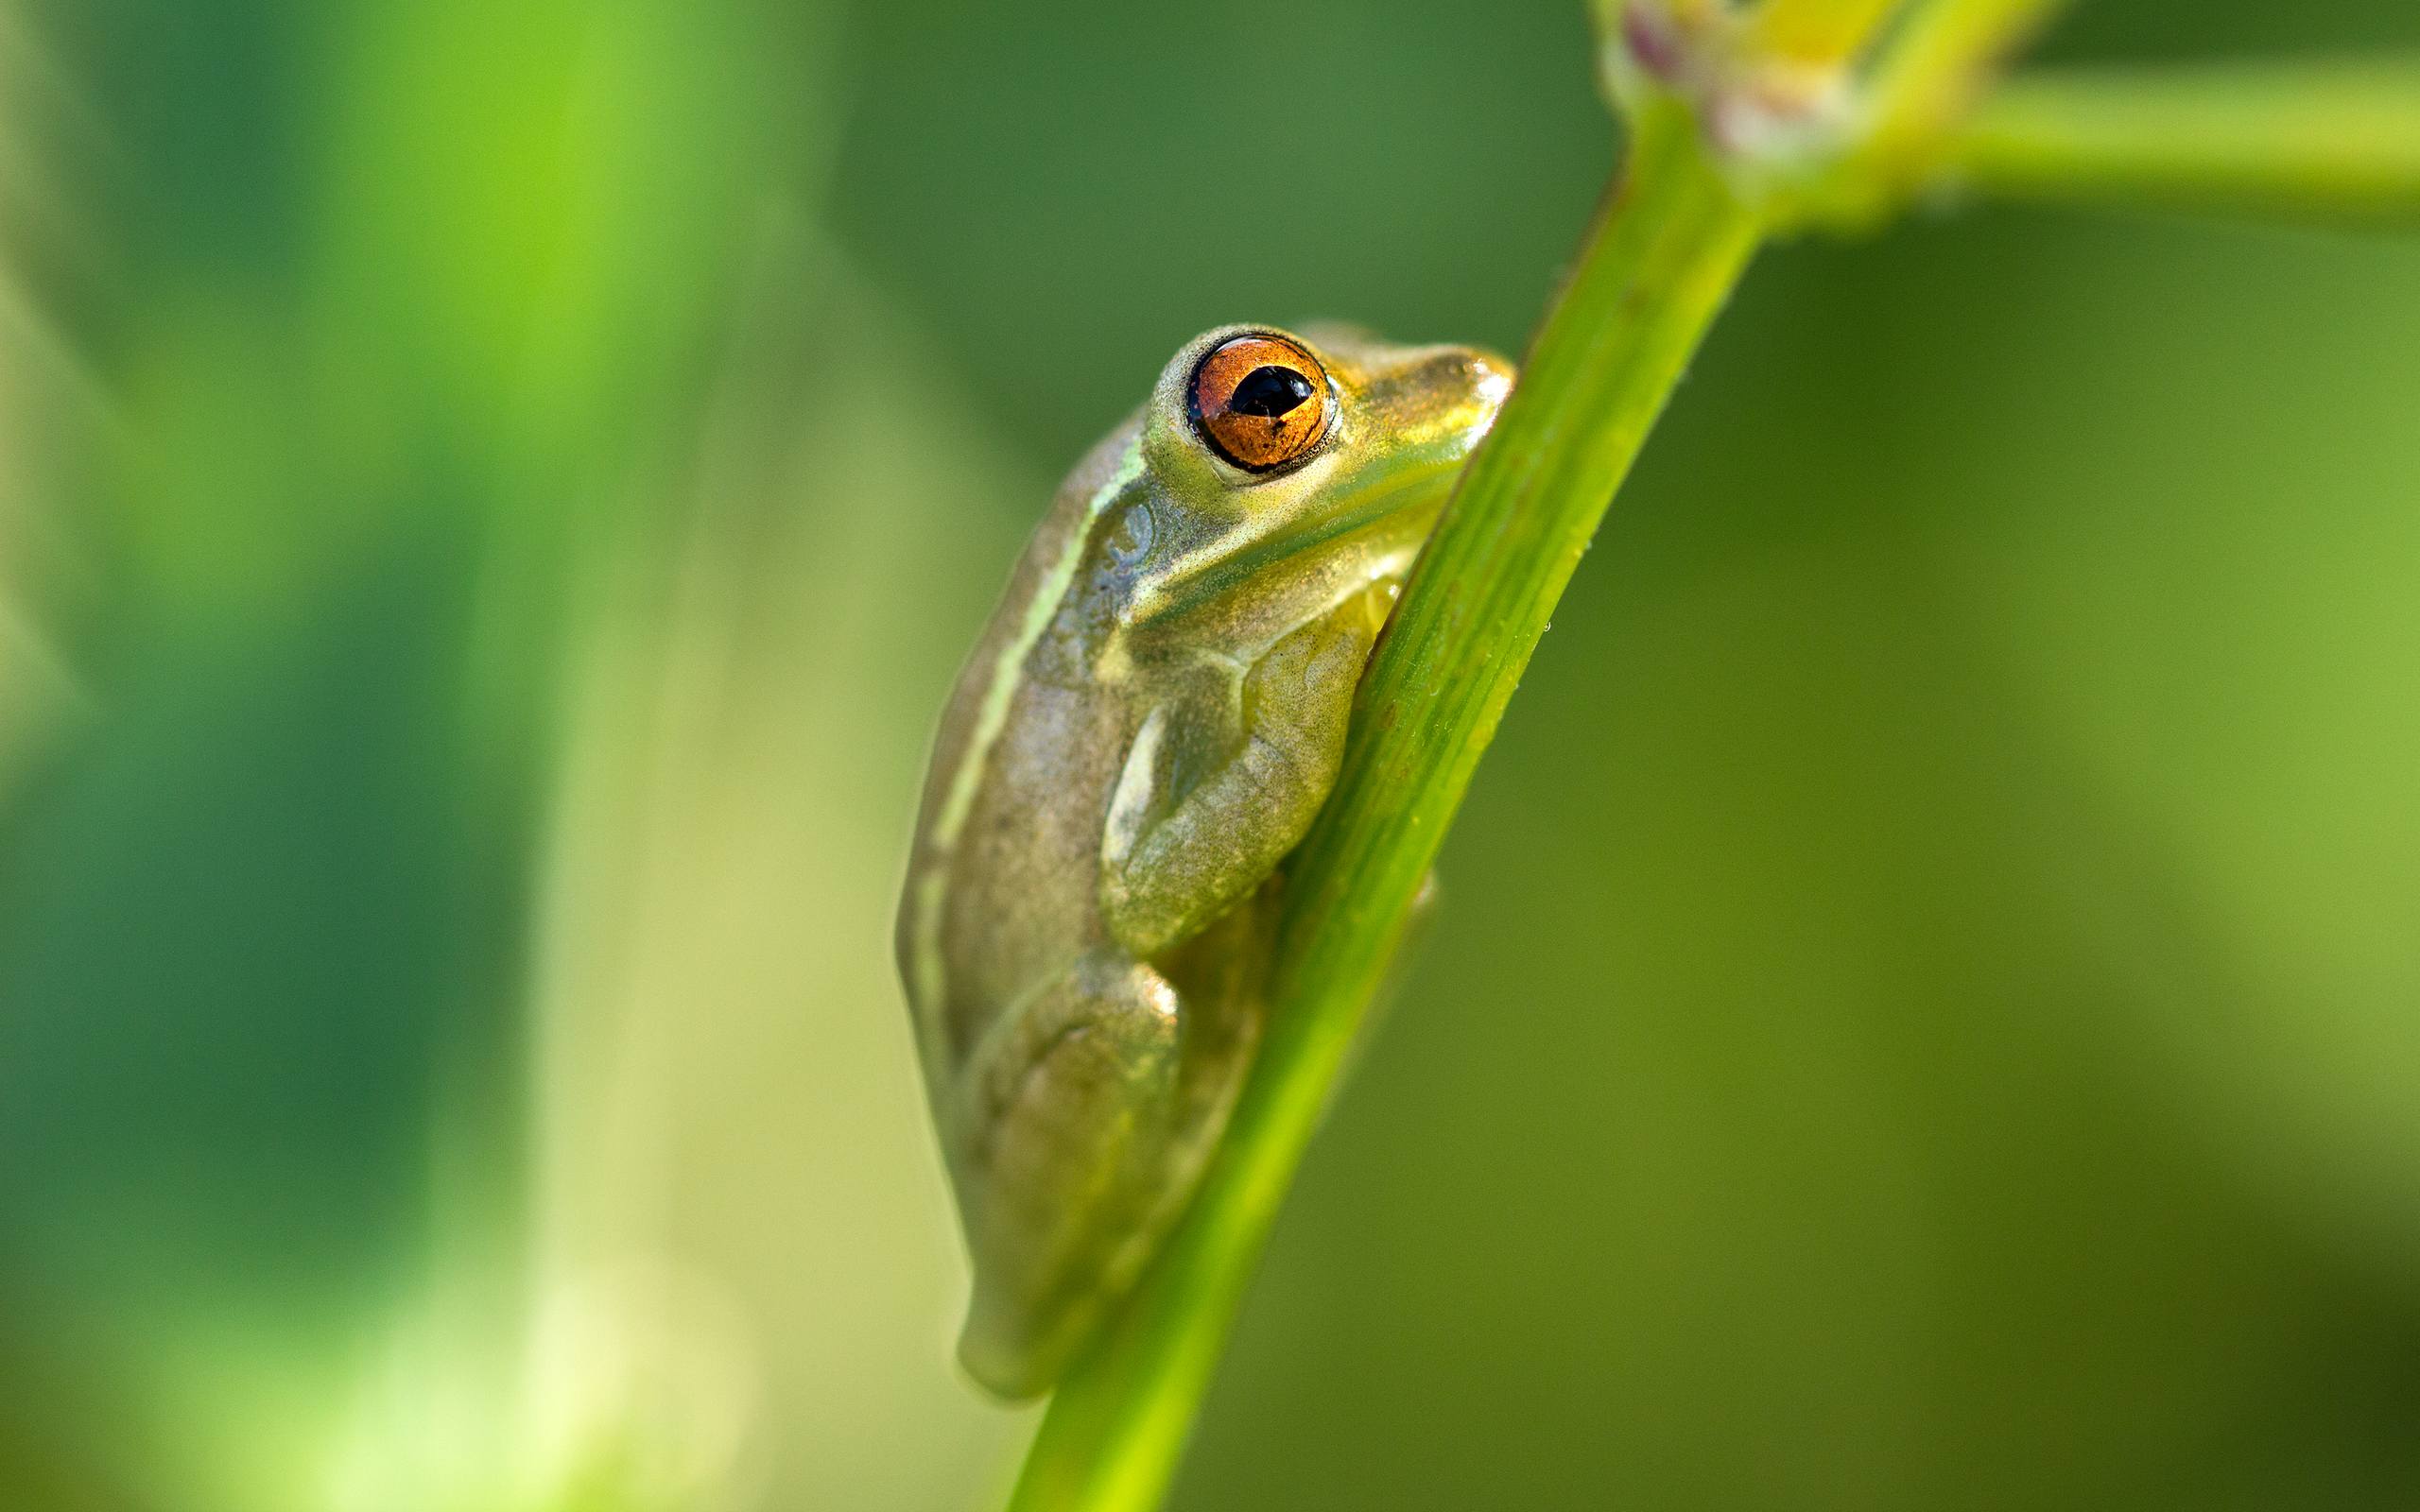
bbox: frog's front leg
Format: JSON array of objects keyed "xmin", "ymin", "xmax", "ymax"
[{"xmin": 1101, "ymin": 587, "xmax": 1390, "ymax": 958}]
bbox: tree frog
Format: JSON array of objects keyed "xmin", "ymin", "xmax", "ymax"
[{"xmin": 896, "ymin": 324, "xmax": 1512, "ymax": 1400}]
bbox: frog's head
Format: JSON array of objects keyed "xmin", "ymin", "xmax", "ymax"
[{"xmin": 1112, "ymin": 322, "xmax": 1512, "ymax": 641}]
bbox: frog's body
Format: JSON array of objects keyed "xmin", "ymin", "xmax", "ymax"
[{"xmin": 897, "ymin": 325, "xmax": 1511, "ymax": 1400}]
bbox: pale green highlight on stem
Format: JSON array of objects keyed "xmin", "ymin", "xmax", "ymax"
[
  {"xmin": 1752, "ymin": 0, "xmax": 1907, "ymax": 68},
  {"xmin": 1863, "ymin": 0, "xmax": 2068, "ymax": 132},
  {"xmin": 1947, "ymin": 63, "xmax": 2420, "ymax": 224},
  {"xmin": 1786, "ymin": 0, "xmax": 2074, "ymax": 226}
]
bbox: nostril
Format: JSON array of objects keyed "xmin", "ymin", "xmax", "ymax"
[{"xmin": 1462, "ymin": 350, "xmax": 1517, "ymax": 404}]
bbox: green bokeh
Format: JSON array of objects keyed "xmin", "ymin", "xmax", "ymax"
[{"xmin": 1, "ymin": 2, "xmax": 2416, "ymax": 1508}]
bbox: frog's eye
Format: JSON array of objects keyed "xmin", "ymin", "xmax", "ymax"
[{"xmin": 1186, "ymin": 333, "xmax": 1335, "ymax": 474}]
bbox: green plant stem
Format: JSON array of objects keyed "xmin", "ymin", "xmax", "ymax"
[
  {"xmin": 1003, "ymin": 7, "xmax": 2398, "ymax": 1510},
  {"xmin": 1800, "ymin": 0, "xmax": 2074, "ymax": 226},
  {"xmin": 1004, "ymin": 100, "xmax": 1762, "ymax": 1512},
  {"xmin": 1865, "ymin": 0, "xmax": 2070, "ymax": 137},
  {"xmin": 1750, "ymin": 0, "xmax": 1902, "ymax": 67},
  {"xmin": 1945, "ymin": 63, "xmax": 2420, "ymax": 223}
]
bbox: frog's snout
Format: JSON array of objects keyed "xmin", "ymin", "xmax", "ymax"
[
  {"xmin": 1438, "ymin": 345, "xmax": 1518, "ymax": 420},
  {"xmin": 1360, "ymin": 341, "xmax": 1517, "ymax": 449}
]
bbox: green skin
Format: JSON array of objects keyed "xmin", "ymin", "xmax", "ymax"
[{"xmin": 896, "ymin": 324, "xmax": 1512, "ymax": 1400}]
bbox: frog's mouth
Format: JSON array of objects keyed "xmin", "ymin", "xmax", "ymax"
[{"xmin": 1132, "ymin": 427, "xmax": 1489, "ymax": 635}]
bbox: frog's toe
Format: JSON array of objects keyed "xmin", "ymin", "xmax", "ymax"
[
  {"xmin": 958, "ymin": 1290, "xmax": 1071, "ymax": 1403},
  {"xmin": 951, "ymin": 955, "xmax": 1184, "ymax": 1400},
  {"xmin": 959, "ymin": 1254, "xmax": 1130, "ymax": 1402}
]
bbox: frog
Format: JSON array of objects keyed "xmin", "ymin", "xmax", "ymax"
[{"xmin": 896, "ymin": 323, "xmax": 1512, "ymax": 1400}]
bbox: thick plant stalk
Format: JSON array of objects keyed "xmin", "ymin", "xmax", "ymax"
[{"xmin": 1004, "ymin": 98, "xmax": 1763, "ymax": 1512}]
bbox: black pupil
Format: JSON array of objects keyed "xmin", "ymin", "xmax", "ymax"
[{"xmin": 1228, "ymin": 364, "xmax": 1315, "ymax": 421}]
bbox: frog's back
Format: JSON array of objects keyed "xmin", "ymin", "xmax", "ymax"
[{"xmin": 896, "ymin": 420, "xmax": 1143, "ymax": 1081}]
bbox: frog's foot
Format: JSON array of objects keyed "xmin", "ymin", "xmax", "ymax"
[{"xmin": 954, "ymin": 953, "xmax": 1189, "ymax": 1401}]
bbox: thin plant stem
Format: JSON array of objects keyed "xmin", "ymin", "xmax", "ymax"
[
  {"xmin": 996, "ymin": 4, "xmax": 2395, "ymax": 1509},
  {"xmin": 1752, "ymin": 0, "xmax": 1907, "ymax": 69},
  {"xmin": 1801, "ymin": 0, "xmax": 2074, "ymax": 225},
  {"xmin": 1945, "ymin": 62, "xmax": 2420, "ymax": 224},
  {"xmin": 1005, "ymin": 98, "xmax": 1763, "ymax": 1512}
]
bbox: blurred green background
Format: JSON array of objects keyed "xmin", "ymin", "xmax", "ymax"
[{"xmin": 2, "ymin": 1, "xmax": 2417, "ymax": 1508}]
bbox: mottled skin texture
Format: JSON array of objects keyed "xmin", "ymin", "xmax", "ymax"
[{"xmin": 897, "ymin": 325, "xmax": 1511, "ymax": 1400}]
